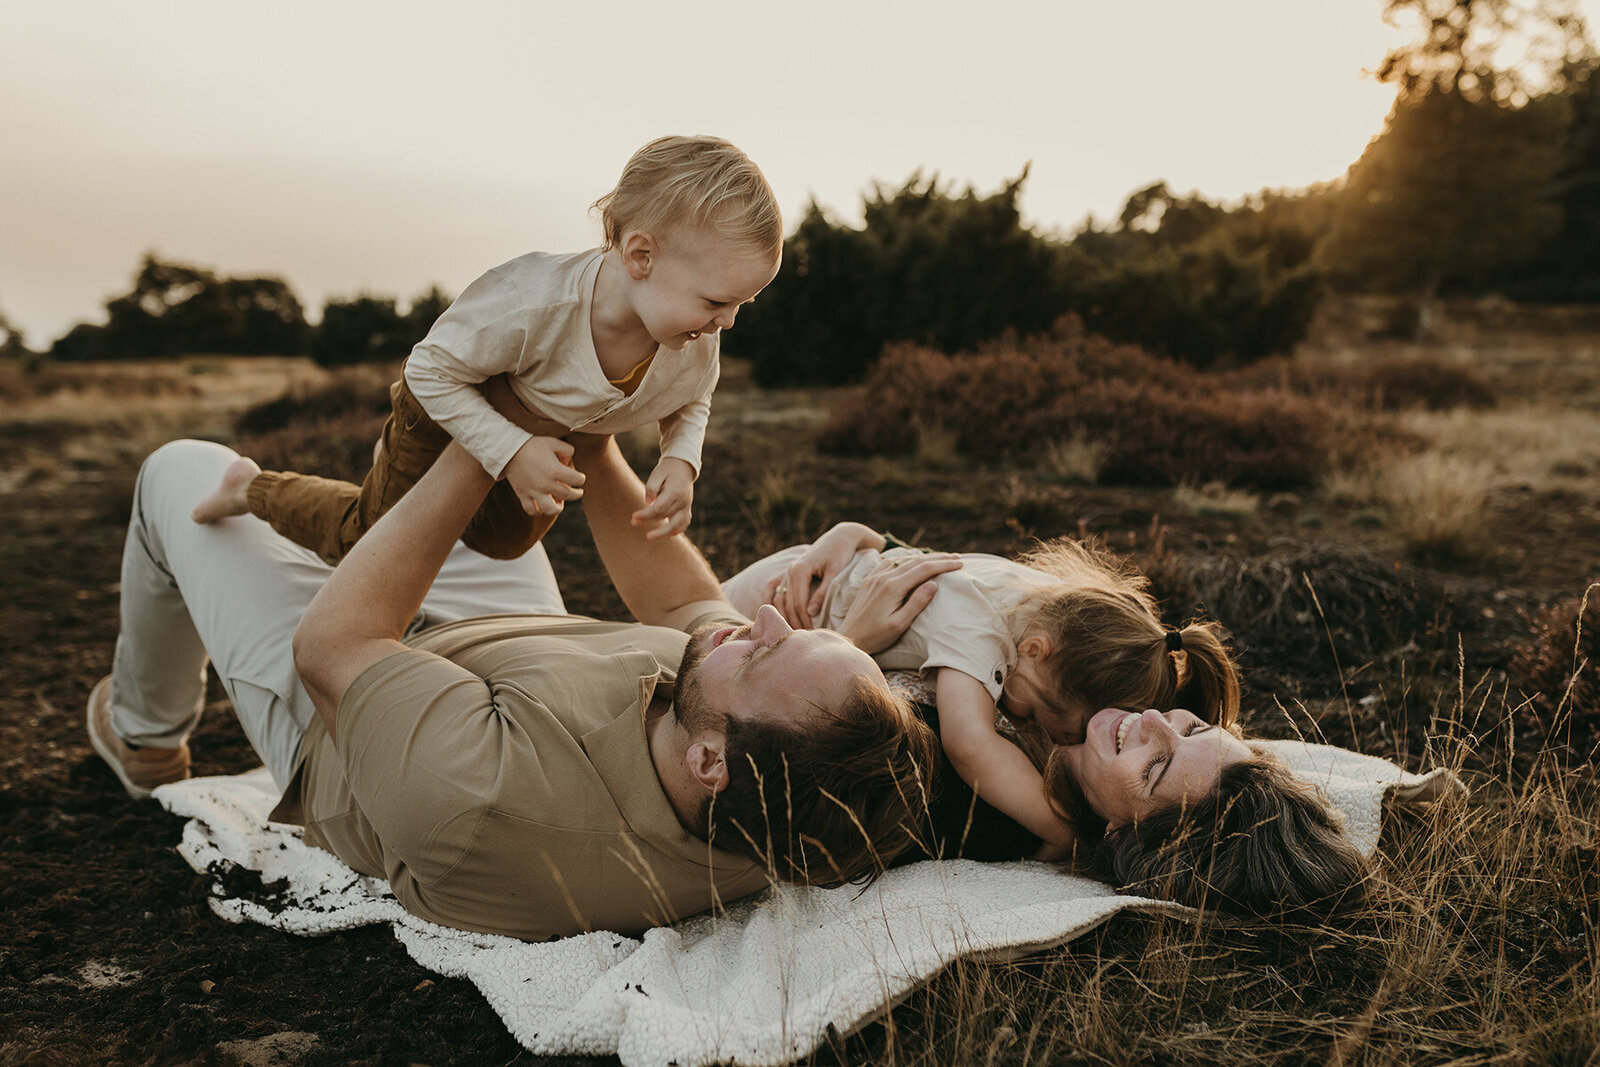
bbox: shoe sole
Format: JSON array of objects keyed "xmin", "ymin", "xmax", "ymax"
[{"xmin": 86, "ymin": 675, "xmax": 155, "ymax": 800}]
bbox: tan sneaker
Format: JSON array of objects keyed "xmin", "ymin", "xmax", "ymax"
[{"xmin": 86, "ymin": 675, "xmax": 190, "ymax": 799}]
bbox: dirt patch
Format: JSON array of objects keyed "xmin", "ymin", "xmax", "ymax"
[{"xmin": 1, "ymin": 340, "xmax": 1595, "ymax": 1064}]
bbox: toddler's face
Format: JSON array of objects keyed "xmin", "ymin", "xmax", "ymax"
[
  {"xmin": 634, "ymin": 225, "xmax": 779, "ymax": 350},
  {"xmin": 1001, "ymin": 657, "xmax": 1090, "ymax": 746}
]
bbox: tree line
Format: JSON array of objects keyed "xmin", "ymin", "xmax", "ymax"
[
  {"xmin": 2, "ymin": 0, "xmax": 1593, "ymax": 381},
  {"xmin": 24, "ymin": 256, "xmax": 453, "ymax": 369},
  {"xmin": 735, "ymin": 0, "xmax": 1597, "ymax": 384}
]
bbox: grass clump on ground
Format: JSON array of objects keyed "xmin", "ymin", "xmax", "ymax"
[
  {"xmin": 826, "ymin": 697, "xmax": 1600, "ymax": 1065},
  {"xmin": 1510, "ymin": 582, "xmax": 1600, "ymax": 754}
]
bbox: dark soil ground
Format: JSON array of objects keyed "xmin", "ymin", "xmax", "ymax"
[{"xmin": 2, "ymin": 323, "xmax": 1597, "ymax": 1064}]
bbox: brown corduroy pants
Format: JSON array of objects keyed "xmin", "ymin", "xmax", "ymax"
[{"xmin": 246, "ymin": 371, "xmax": 572, "ymax": 564}]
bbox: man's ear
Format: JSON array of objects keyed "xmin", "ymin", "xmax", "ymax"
[
  {"xmin": 1018, "ymin": 633, "xmax": 1051, "ymax": 663},
  {"xmin": 622, "ymin": 231, "xmax": 657, "ymax": 281},
  {"xmin": 684, "ymin": 738, "xmax": 729, "ymax": 794}
]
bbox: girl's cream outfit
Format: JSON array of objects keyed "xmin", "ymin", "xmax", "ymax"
[{"xmin": 723, "ymin": 546, "xmax": 1054, "ymax": 702}]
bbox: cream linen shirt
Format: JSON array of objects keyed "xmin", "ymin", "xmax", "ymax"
[
  {"xmin": 723, "ymin": 548, "xmax": 1056, "ymax": 704},
  {"xmin": 405, "ymin": 249, "xmax": 720, "ymax": 479}
]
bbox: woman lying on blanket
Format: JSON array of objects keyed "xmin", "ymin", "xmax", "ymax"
[{"xmin": 722, "ymin": 522, "xmax": 1370, "ymax": 916}]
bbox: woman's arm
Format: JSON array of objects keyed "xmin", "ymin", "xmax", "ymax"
[
  {"xmin": 935, "ymin": 667, "xmax": 1076, "ymax": 849},
  {"xmin": 770, "ymin": 521, "xmax": 887, "ymax": 628},
  {"xmin": 832, "ymin": 554, "xmax": 962, "ymax": 654}
]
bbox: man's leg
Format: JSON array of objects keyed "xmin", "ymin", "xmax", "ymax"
[
  {"xmin": 415, "ymin": 538, "xmax": 566, "ymax": 626},
  {"xmin": 109, "ymin": 439, "xmax": 336, "ymax": 788},
  {"xmin": 106, "ymin": 438, "xmax": 569, "ymax": 790}
]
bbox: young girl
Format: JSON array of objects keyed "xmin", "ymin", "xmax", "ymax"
[
  {"xmin": 193, "ymin": 135, "xmax": 782, "ymax": 559},
  {"xmin": 722, "ymin": 522, "xmax": 1242, "ymax": 856}
]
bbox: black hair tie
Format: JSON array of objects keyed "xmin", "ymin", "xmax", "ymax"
[{"xmin": 1165, "ymin": 630, "xmax": 1184, "ymax": 653}]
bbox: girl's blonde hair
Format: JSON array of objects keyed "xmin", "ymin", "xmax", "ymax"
[
  {"xmin": 1009, "ymin": 538, "xmax": 1242, "ymax": 731},
  {"xmin": 592, "ymin": 135, "xmax": 783, "ymax": 255}
]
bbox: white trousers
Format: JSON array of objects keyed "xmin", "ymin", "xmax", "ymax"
[{"xmin": 109, "ymin": 439, "xmax": 567, "ymax": 788}]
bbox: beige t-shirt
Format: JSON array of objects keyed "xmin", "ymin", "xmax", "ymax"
[
  {"xmin": 405, "ymin": 249, "xmax": 720, "ymax": 478},
  {"xmin": 278, "ymin": 612, "xmax": 770, "ymax": 941}
]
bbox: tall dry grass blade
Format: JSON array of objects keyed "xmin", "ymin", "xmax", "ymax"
[{"xmin": 1302, "ymin": 572, "xmax": 1359, "ymax": 749}]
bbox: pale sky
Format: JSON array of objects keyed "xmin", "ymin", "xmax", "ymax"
[{"xmin": 1, "ymin": 1, "xmax": 1590, "ymax": 346}]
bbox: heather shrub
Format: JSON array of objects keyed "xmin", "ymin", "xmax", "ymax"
[
  {"xmin": 1363, "ymin": 358, "xmax": 1498, "ymax": 411},
  {"xmin": 1235, "ymin": 355, "xmax": 1497, "ymax": 412},
  {"xmin": 819, "ymin": 336, "xmax": 1328, "ymax": 491},
  {"xmin": 1509, "ymin": 583, "xmax": 1600, "ymax": 752},
  {"xmin": 237, "ymin": 411, "xmax": 387, "ymax": 484},
  {"xmin": 1081, "ymin": 382, "xmax": 1325, "ymax": 492},
  {"xmin": 1178, "ymin": 542, "xmax": 1443, "ymax": 703},
  {"xmin": 0, "ymin": 359, "xmax": 30, "ymax": 404}
]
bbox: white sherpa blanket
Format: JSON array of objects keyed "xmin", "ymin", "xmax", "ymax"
[{"xmin": 154, "ymin": 740, "xmax": 1456, "ymax": 1067}]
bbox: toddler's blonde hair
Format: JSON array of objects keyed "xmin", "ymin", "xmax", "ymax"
[{"xmin": 593, "ymin": 135, "xmax": 782, "ymax": 255}]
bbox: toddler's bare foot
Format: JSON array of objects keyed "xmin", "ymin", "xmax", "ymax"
[{"xmin": 191, "ymin": 457, "xmax": 261, "ymax": 523}]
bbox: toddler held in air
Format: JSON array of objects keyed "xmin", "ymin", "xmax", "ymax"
[{"xmin": 193, "ymin": 135, "xmax": 782, "ymax": 556}]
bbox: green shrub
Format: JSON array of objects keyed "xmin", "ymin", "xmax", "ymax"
[
  {"xmin": 48, "ymin": 256, "xmax": 311, "ymax": 360},
  {"xmin": 237, "ymin": 411, "xmax": 388, "ymax": 483},
  {"xmin": 311, "ymin": 287, "xmax": 451, "ymax": 367},
  {"xmin": 1065, "ymin": 234, "xmax": 1324, "ymax": 370},
  {"xmin": 732, "ymin": 173, "xmax": 1069, "ymax": 387}
]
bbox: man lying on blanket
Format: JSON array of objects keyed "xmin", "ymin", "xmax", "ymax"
[{"xmin": 88, "ymin": 434, "xmax": 949, "ymax": 940}]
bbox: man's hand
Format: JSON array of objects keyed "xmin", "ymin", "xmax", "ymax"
[
  {"xmin": 504, "ymin": 436, "xmax": 585, "ymax": 517},
  {"xmin": 632, "ymin": 456, "xmax": 695, "ymax": 540},
  {"xmin": 834, "ymin": 554, "xmax": 963, "ymax": 654}
]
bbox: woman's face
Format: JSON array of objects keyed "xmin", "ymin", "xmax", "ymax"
[{"xmin": 1059, "ymin": 708, "xmax": 1251, "ymax": 829}]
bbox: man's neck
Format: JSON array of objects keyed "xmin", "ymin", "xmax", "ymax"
[{"xmin": 646, "ymin": 695, "xmax": 707, "ymax": 835}]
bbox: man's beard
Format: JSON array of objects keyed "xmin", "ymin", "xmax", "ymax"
[{"xmin": 672, "ymin": 624, "xmax": 720, "ymax": 735}]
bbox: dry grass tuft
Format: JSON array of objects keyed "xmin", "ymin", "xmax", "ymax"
[
  {"xmin": 1374, "ymin": 453, "xmax": 1495, "ymax": 559},
  {"xmin": 827, "ymin": 692, "xmax": 1600, "ymax": 1065},
  {"xmin": 735, "ymin": 467, "xmax": 818, "ymax": 557},
  {"xmin": 1172, "ymin": 480, "xmax": 1261, "ymax": 519},
  {"xmin": 1038, "ymin": 433, "xmax": 1108, "ymax": 485}
]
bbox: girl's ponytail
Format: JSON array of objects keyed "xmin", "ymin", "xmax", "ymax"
[{"xmin": 1170, "ymin": 622, "xmax": 1241, "ymax": 729}]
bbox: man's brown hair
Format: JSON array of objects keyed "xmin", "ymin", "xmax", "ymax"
[{"xmin": 707, "ymin": 677, "xmax": 939, "ymax": 887}]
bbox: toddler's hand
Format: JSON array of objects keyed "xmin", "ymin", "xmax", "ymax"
[
  {"xmin": 632, "ymin": 457, "xmax": 695, "ymax": 540},
  {"xmin": 504, "ymin": 436, "xmax": 584, "ymax": 517}
]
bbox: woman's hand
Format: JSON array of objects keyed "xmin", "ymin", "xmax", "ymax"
[
  {"xmin": 768, "ymin": 522, "xmax": 885, "ymax": 628},
  {"xmin": 833, "ymin": 553, "xmax": 962, "ymax": 654}
]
